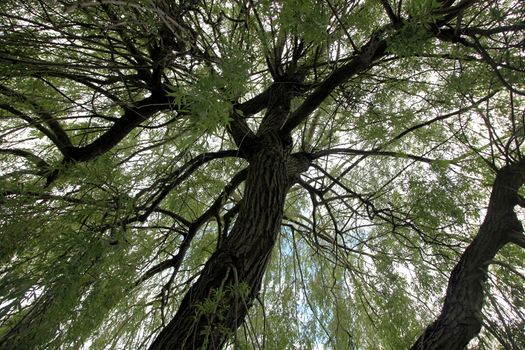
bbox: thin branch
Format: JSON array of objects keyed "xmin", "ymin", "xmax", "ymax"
[
  {"xmin": 0, "ymin": 103, "xmax": 67, "ymax": 154},
  {"xmin": 471, "ymin": 37, "xmax": 525, "ymax": 96},
  {"xmin": 312, "ymin": 148, "xmax": 438, "ymax": 163},
  {"xmin": 0, "ymin": 85, "xmax": 74, "ymax": 155},
  {"xmin": 465, "ymin": 23, "xmax": 525, "ymax": 36},
  {"xmin": 389, "ymin": 91, "xmax": 497, "ymax": 144},
  {"xmin": 135, "ymin": 169, "xmax": 248, "ymax": 285},
  {"xmin": 325, "ymin": 0, "xmax": 357, "ymax": 50},
  {"xmin": 490, "ymin": 259, "xmax": 525, "ymax": 280},
  {"xmin": 138, "ymin": 150, "xmax": 242, "ymax": 221}
]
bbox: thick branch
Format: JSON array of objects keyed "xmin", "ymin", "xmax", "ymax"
[
  {"xmin": 281, "ymin": 32, "xmax": 387, "ymax": 134},
  {"xmin": 68, "ymin": 92, "xmax": 172, "ymax": 161},
  {"xmin": 433, "ymin": 0, "xmax": 478, "ymax": 22},
  {"xmin": 509, "ymin": 231, "xmax": 525, "ymax": 249},
  {"xmin": 228, "ymin": 87, "xmax": 271, "ymax": 149},
  {"xmin": 378, "ymin": 0, "xmax": 399, "ymax": 26},
  {"xmin": 259, "ymin": 82, "xmax": 295, "ymax": 134},
  {"xmin": 45, "ymin": 84, "xmax": 270, "ymax": 164}
]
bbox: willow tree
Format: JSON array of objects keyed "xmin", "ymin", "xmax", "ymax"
[{"xmin": 0, "ymin": 0, "xmax": 524, "ymax": 349}]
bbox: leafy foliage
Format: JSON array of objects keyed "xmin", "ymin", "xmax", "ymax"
[{"xmin": 1, "ymin": 0, "xmax": 524, "ymax": 349}]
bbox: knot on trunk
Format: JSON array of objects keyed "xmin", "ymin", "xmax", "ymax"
[{"xmin": 287, "ymin": 152, "xmax": 312, "ymax": 179}]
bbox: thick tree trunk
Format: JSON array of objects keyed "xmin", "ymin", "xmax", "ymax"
[
  {"xmin": 411, "ymin": 161, "xmax": 525, "ymax": 350},
  {"xmin": 148, "ymin": 132, "xmax": 291, "ymax": 349}
]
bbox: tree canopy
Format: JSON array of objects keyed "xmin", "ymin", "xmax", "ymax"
[{"xmin": 0, "ymin": 0, "xmax": 524, "ymax": 349}]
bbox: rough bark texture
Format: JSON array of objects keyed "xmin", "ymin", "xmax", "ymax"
[
  {"xmin": 148, "ymin": 133, "xmax": 290, "ymax": 350},
  {"xmin": 148, "ymin": 83, "xmax": 301, "ymax": 350},
  {"xmin": 411, "ymin": 160, "xmax": 525, "ymax": 350}
]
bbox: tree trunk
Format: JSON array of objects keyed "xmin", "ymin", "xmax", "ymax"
[
  {"xmin": 148, "ymin": 131, "xmax": 292, "ymax": 349},
  {"xmin": 411, "ymin": 161, "xmax": 525, "ymax": 350}
]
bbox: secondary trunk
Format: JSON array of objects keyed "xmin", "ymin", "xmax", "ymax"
[
  {"xmin": 411, "ymin": 161, "xmax": 525, "ymax": 350},
  {"xmin": 148, "ymin": 132, "xmax": 291, "ymax": 349}
]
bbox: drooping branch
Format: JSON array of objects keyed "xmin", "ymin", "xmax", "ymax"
[
  {"xmin": 138, "ymin": 150, "xmax": 242, "ymax": 221},
  {"xmin": 0, "ymin": 148, "xmax": 49, "ymax": 170},
  {"xmin": 135, "ymin": 169, "xmax": 248, "ymax": 286},
  {"xmin": 0, "ymin": 85, "xmax": 74, "ymax": 157}
]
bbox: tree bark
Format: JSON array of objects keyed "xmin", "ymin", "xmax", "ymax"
[
  {"xmin": 411, "ymin": 160, "xmax": 525, "ymax": 350},
  {"xmin": 148, "ymin": 129, "xmax": 295, "ymax": 349}
]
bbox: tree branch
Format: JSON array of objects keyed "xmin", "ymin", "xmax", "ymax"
[
  {"xmin": 0, "ymin": 148, "xmax": 50, "ymax": 170},
  {"xmin": 68, "ymin": 92, "xmax": 173, "ymax": 161},
  {"xmin": 471, "ymin": 37, "xmax": 525, "ymax": 96},
  {"xmin": 312, "ymin": 148, "xmax": 438, "ymax": 163},
  {"xmin": 228, "ymin": 88, "xmax": 271, "ymax": 149},
  {"xmin": 0, "ymin": 85, "xmax": 74, "ymax": 156},
  {"xmin": 509, "ymin": 231, "xmax": 525, "ymax": 249},
  {"xmin": 135, "ymin": 169, "xmax": 248, "ymax": 285},
  {"xmin": 281, "ymin": 31, "xmax": 388, "ymax": 134},
  {"xmin": 138, "ymin": 150, "xmax": 243, "ymax": 221},
  {"xmin": 464, "ymin": 23, "xmax": 525, "ymax": 36},
  {"xmin": 378, "ymin": 0, "xmax": 399, "ymax": 26}
]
